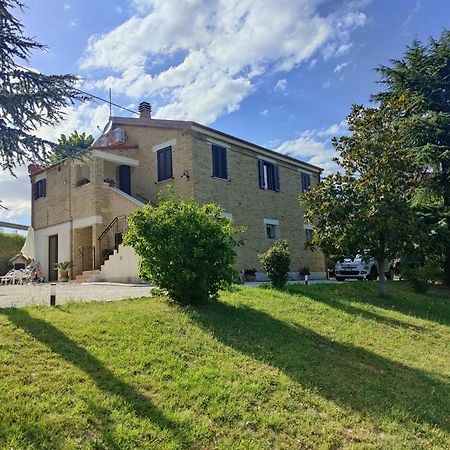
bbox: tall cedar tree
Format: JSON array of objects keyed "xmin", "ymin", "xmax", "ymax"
[
  {"xmin": 302, "ymin": 103, "xmax": 424, "ymax": 297},
  {"xmin": 373, "ymin": 30, "xmax": 450, "ymax": 284},
  {"xmin": 0, "ymin": 0, "xmax": 87, "ymax": 174}
]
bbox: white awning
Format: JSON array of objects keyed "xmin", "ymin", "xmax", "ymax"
[{"xmin": 21, "ymin": 226, "xmax": 36, "ymax": 260}]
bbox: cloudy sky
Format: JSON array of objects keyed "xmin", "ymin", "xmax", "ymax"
[{"xmin": 1, "ymin": 0, "xmax": 448, "ymax": 227}]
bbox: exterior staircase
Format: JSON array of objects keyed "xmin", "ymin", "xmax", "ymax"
[{"xmin": 75, "ymin": 270, "xmax": 101, "ymax": 283}]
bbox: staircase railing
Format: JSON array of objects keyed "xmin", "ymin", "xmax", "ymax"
[{"xmin": 98, "ymin": 215, "xmax": 129, "ymax": 264}]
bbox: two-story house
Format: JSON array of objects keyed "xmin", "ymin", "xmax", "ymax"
[{"xmin": 29, "ymin": 102, "xmax": 326, "ymax": 283}]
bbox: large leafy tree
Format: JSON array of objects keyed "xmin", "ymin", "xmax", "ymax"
[
  {"xmin": 49, "ymin": 131, "xmax": 94, "ymax": 163},
  {"xmin": 303, "ymin": 103, "xmax": 424, "ymax": 297},
  {"xmin": 0, "ymin": 0, "xmax": 87, "ymax": 174},
  {"xmin": 373, "ymin": 30, "xmax": 450, "ymax": 284}
]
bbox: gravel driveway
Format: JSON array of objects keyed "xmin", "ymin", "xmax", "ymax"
[{"xmin": 0, "ymin": 282, "xmax": 153, "ymax": 309}]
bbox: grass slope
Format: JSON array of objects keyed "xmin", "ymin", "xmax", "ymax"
[
  {"xmin": 0, "ymin": 231, "xmax": 25, "ymax": 275},
  {"xmin": 0, "ymin": 282, "xmax": 448, "ymax": 449}
]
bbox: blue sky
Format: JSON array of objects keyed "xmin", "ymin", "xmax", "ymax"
[{"xmin": 1, "ymin": 0, "xmax": 449, "ymax": 228}]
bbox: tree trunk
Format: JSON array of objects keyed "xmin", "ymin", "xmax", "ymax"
[
  {"xmin": 378, "ymin": 259, "xmax": 387, "ymax": 298},
  {"xmin": 443, "ymin": 161, "xmax": 450, "ymax": 285}
]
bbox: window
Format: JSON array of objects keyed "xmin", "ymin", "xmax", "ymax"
[
  {"xmin": 157, "ymin": 146, "xmax": 173, "ymax": 182},
  {"xmin": 258, "ymin": 160, "xmax": 280, "ymax": 191},
  {"xmin": 212, "ymin": 144, "xmax": 228, "ymax": 179},
  {"xmin": 301, "ymin": 172, "xmax": 311, "ymax": 193},
  {"xmin": 305, "ymin": 228, "xmax": 314, "ymax": 244},
  {"xmin": 266, "ymin": 223, "xmax": 277, "ymax": 239},
  {"xmin": 33, "ymin": 179, "xmax": 46, "ymax": 199},
  {"xmin": 264, "ymin": 219, "xmax": 279, "ymax": 239}
]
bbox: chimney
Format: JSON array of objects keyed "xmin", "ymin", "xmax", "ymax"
[{"xmin": 139, "ymin": 101, "xmax": 152, "ymax": 119}]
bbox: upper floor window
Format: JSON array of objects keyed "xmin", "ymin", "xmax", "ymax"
[
  {"xmin": 258, "ymin": 160, "xmax": 280, "ymax": 192},
  {"xmin": 33, "ymin": 179, "xmax": 46, "ymax": 200},
  {"xmin": 157, "ymin": 146, "xmax": 173, "ymax": 182},
  {"xmin": 301, "ymin": 172, "xmax": 311, "ymax": 193},
  {"xmin": 212, "ymin": 144, "xmax": 228, "ymax": 180}
]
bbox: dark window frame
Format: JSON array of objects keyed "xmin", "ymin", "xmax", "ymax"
[
  {"xmin": 301, "ymin": 172, "xmax": 311, "ymax": 193},
  {"xmin": 211, "ymin": 144, "xmax": 228, "ymax": 180},
  {"xmin": 266, "ymin": 223, "xmax": 277, "ymax": 239},
  {"xmin": 258, "ymin": 160, "xmax": 280, "ymax": 192},
  {"xmin": 33, "ymin": 179, "xmax": 46, "ymax": 200},
  {"xmin": 157, "ymin": 146, "xmax": 173, "ymax": 182}
]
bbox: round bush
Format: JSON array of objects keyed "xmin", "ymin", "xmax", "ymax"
[
  {"xmin": 124, "ymin": 190, "xmax": 241, "ymax": 304},
  {"xmin": 259, "ymin": 240, "xmax": 291, "ymax": 288}
]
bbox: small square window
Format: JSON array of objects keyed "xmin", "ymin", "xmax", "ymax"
[
  {"xmin": 305, "ymin": 228, "xmax": 314, "ymax": 244},
  {"xmin": 266, "ymin": 223, "xmax": 277, "ymax": 239}
]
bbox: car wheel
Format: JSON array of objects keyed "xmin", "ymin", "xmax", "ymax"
[
  {"xmin": 368, "ymin": 267, "xmax": 378, "ymax": 281},
  {"xmin": 336, "ymin": 276, "xmax": 345, "ymax": 282}
]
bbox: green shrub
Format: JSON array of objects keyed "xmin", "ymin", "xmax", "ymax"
[
  {"xmin": 402, "ymin": 261, "xmax": 443, "ymax": 293},
  {"xmin": 259, "ymin": 239, "xmax": 291, "ymax": 288},
  {"xmin": 124, "ymin": 189, "xmax": 241, "ymax": 305}
]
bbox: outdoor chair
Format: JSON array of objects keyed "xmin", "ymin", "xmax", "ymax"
[{"xmin": 0, "ymin": 270, "xmax": 15, "ymax": 285}]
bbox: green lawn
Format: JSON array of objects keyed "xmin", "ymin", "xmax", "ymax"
[{"xmin": 0, "ymin": 282, "xmax": 449, "ymax": 449}]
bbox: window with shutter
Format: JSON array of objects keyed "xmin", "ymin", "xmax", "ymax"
[
  {"xmin": 33, "ymin": 179, "xmax": 46, "ymax": 199},
  {"xmin": 301, "ymin": 172, "xmax": 311, "ymax": 193},
  {"xmin": 258, "ymin": 160, "xmax": 280, "ymax": 192},
  {"xmin": 211, "ymin": 144, "xmax": 228, "ymax": 179},
  {"xmin": 157, "ymin": 146, "xmax": 173, "ymax": 182}
]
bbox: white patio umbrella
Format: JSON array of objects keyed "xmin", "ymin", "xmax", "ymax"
[{"xmin": 21, "ymin": 226, "xmax": 36, "ymax": 260}]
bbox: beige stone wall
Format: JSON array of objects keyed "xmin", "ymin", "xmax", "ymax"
[
  {"xmin": 31, "ymin": 124, "xmax": 326, "ymax": 279},
  {"xmin": 190, "ymin": 131, "xmax": 326, "ymax": 274},
  {"xmin": 98, "ymin": 125, "xmax": 194, "ymax": 204},
  {"xmin": 31, "ymin": 161, "xmax": 71, "ymax": 229}
]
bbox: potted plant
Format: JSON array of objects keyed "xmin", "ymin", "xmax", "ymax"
[
  {"xmin": 55, "ymin": 261, "xmax": 72, "ymax": 282},
  {"xmin": 243, "ymin": 268, "xmax": 257, "ymax": 282},
  {"xmin": 103, "ymin": 178, "xmax": 116, "ymax": 187}
]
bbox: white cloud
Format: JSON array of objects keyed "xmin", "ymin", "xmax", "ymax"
[
  {"xmin": 275, "ymin": 122, "xmax": 348, "ymax": 175},
  {"xmin": 0, "ymin": 166, "xmax": 31, "ymax": 223},
  {"xmin": 333, "ymin": 62, "xmax": 349, "ymax": 73},
  {"xmin": 68, "ymin": 19, "xmax": 78, "ymax": 28},
  {"xmin": 275, "ymin": 79, "xmax": 287, "ymax": 92},
  {"xmin": 63, "ymin": 3, "xmax": 71, "ymax": 10},
  {"xmin": 260, "ymin": 109, "xmax": 269, "ymax": 117},
  {"xmin": 36, "ymin": 102, "xmax": 111, "ymax": 143},
  {"xmin": 0, "ymin": 102, "xmax": 111, "ymax": 225},
  {"xmin": 80, "ymin": 0, "xmax": 368, "ymax": 125}
]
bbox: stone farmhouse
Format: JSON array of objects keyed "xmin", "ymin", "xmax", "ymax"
[{"xmin": 29, "ymin": 102, "xmax": 326, "ymax": 283}]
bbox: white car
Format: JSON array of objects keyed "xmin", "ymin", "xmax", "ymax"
[{"xmin": 334, "ymin": 255, "xmax": 393, "ymax": 281}]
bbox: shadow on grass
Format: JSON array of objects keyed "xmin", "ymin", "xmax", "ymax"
[
  {"xmin": 1, "ymin": 308, "xmax": 185, "ymax": 447},
  {"xmin": 284, "ymin": 286, "xmax": 427, "ymax": 332},
  {"xmin": 189, "ymin": 301, "xmax": 450, "ymax": 431},
  {"xmin": 287, "ymin": 282, "xmax": 450, "ymax": 326}
]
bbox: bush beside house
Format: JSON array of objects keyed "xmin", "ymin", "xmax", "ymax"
[
  {"xmin": 124, "ymin": 189, "xmax": 242, "ymax": 305},
  {"xmin": 259, "ymin": 239, "xmax": 291, "ymax": 288}
]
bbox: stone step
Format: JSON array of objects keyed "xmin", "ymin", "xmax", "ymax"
[{"xmin": 75, "ymin": 270, "xmax": 101, "ymax": 283}]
